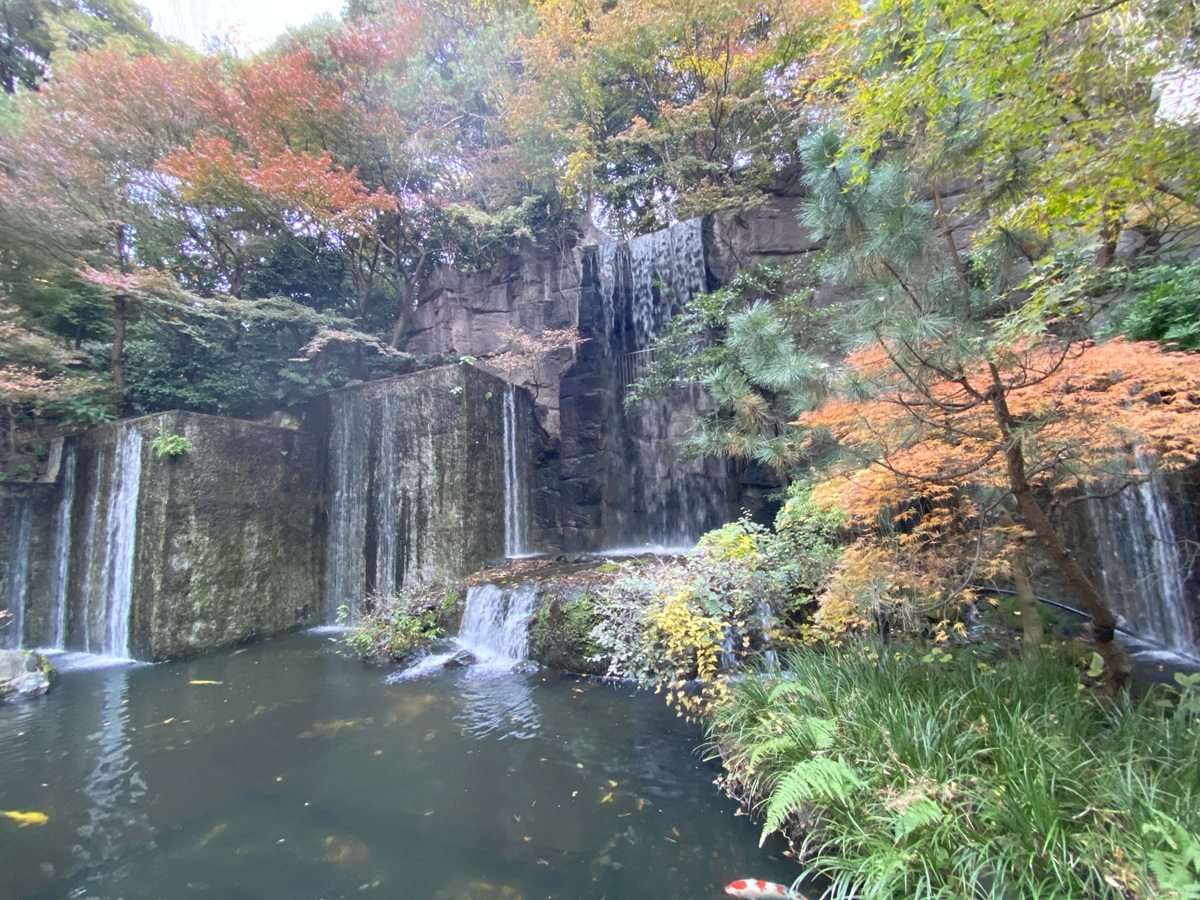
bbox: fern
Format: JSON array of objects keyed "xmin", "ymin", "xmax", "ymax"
[
  {"xmin": 761, "ymin": 756, "xmax": 864, "ymax": 843},
  {"xmin": 890, "ymin": 796, "xmax": 945, "ymax": 843},
  {"xmin": 767, "ymin": 680, "xmax": 814, "ymax": 704}
]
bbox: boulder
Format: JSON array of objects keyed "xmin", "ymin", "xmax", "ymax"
[
  {"xmin": 0, "ymin": 650, "xmax": 51, "ymax": 702},
  {"xmin": 443, "ymin": 649, "xmax": 478, "ymax": 669}
]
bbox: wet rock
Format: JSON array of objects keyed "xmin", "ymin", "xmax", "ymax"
[
  {"xmin": 0, "ymin": 650, "xmax": 51, "ymax": 702},
  {"xmin": 443, "ymin": 649, "xmax": 478, "ymax": 669},
  {"xmin": 511, "ymin": 661, "xmax": 540, "ymax": 675}
]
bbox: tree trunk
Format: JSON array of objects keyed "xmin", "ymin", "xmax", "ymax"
[
  {"xmin": 1004, "ymin": 516, "xmax": 1044, "ymax": 653},
  {"xmin": 390, "ymin": 250, "xmax": 430, "ymax": 350},
  {"xmin": 111, "ymin": 294, "xmax": 128, "ymax": 392},
  {"xmin": 988, "ymin": 364, "xmax": 1128, "ymax": 689}
]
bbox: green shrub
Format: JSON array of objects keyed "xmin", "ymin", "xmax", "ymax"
[
  {"xmin": 710, "ymin": 644, "xmax": 1200, "ymax": 899},
  {"xmin": 150, "ymin": 425, "xmax": 193, "ymax": 458},
  {"xmin": 1120, "ymin": 261, "xmax": 1200, "ymax": 351},
  {"xmin": 344, "ymin": 588, "xmax": 459, "ymax": 661}
]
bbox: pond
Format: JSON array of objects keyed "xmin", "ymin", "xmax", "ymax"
[{"xmin": 0, "ymin": 634, "xmax": 796, "ymax": 899}]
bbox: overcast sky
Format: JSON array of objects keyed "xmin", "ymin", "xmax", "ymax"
[{"xmin": 138, "ymin": 0, "xmax": 345, "ymax": 52}]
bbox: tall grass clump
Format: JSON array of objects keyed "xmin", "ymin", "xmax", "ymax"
[{"xmin": 709, "ymin": 644, "xmax": 1200, "ymax": 899}]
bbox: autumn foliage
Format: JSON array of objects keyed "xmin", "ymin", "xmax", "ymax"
[{"xmin": 804, "ymin": 338, "xmax": 1200, "ymax": 520}]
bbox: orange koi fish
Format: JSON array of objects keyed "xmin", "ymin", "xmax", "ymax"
[{"xmin": 724, "ymin": 879, "xmax": 801, "ymax": 899}]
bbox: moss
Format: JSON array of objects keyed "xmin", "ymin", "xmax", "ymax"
[{"xmin": 530, "ymin": 590, "xmax": 607, "ymax": 674}]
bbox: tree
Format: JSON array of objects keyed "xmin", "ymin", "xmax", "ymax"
[
  {"xmin": 512, "ymin": 0, "xmax": 834, "ymax": 233},
  {"xmin": 802, "ymin": 337, "xmax": 1200, "ymax": 684},
  {"xmin": 0, "ymin": 0, "xmax": 159, "ymax": 94},
  {"xmin": 825, "ymin": 0, "xmax": 1200, "ymax": 264}
]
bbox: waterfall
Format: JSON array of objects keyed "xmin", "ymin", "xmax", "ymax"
[
  {"xmin": 98, "ymin": 429, "xmax": 142, "ymax": 658},
  {"xmin": 1, "ymin": 498, "xmax": 33, "ymax": 650},
  {"xmin": 593, "ymin": 218, "xmax": 728, "ymax": 549},
  {"xmin": 391, "ymin": 582, "xmax": 540, "ymax": 680},
  {"xmin": 374, "ymin": 392, "xmax": 400, "ymax": 603},
  {"xmin": 457, "ymin": 584, "xmax": 539, "ymax": 663},
  {"xmin": 47, "ymin": 448, "xmax": 77, "ymax": 649},
  {"xmin": 1090, "ymin": 460, "xmax": 1200, "ymax": 658},
  {"xmin": 503, "ymin": 384, "xmax": 531, "ymax": 557},
  {"xmin": 325, "ymin": 389, "xmax": 369, "ymax": 624}
]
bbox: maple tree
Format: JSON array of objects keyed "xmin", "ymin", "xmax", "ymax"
[{"xmin": 800, "ymin": 337, "xmax": 1200, "ymax": 684}]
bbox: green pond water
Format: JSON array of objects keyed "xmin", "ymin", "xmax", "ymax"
[{"xmin": 0, "ymin": 634, "xmax": 796, "ymax": 899}]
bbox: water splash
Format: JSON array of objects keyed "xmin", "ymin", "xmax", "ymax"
[
  {"xmin": 391, "ymin": 583, "xmax": 541, "ymax": 680},
  {"xmin": 458, "ymin": 584, "xmax": 539, "ymax": 663},
  {"xmin": 503, "ymin": 384, "xmax": 531, "ymax": 558},
  {"xmin": 1, "ymin": 497, "xmax": 33, "ymax": 650}
]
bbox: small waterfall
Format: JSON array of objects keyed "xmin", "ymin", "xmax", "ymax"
[
  {"xmin": 1, "ymin": 498, "xmax": 33, "ymax": 650},
  {"xmin": 325, "ymin": 389, "xmax": 369, "ymax": 624},
  {"xmin": 47, "ymin": 448, "xmax": 77, "ymax": 649},
  {"xmin": 374, "ymin": 392, "xmax": 400, "ymax": 603},
  {"xmin": 457, "ymin": 584, "xmax": 539, "ymax": 663},
  {"xmin": 1090, "ymin": 461, "xmax": 1200, "ymax": 659},
  {"xmin": 97, "ymin": 429, "xmax": 142, "ymax": 658},
  {"xmin": 78, "ymin": 448, "xmax": 106, "ymax": 653},
  {"xmin": 392, "ymin": 582, "xmax": 540, "ymax": 680},
  {"xmin": 503, "ymin": 384, "xmax": 531, "ymax": 557}
]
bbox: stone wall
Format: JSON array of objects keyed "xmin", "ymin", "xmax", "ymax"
[
  {"xmin": 0, "ymin": 483, "xmax": 57, "ymax": 650},
  {"xmin": 65, "ymin": 413, "xmax": 324, "ymax": 661},
  {"xmin": 310, "ymin": 365, "xmax": 511, "ymax": 619},
  {"xmin": 127, "ymin": 413, "xmax": 323, "ymax": 661}
]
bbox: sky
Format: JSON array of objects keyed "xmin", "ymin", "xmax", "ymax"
[{"xmin": 138, "ymin": 0, "xmax": 346, "ymax": 53}]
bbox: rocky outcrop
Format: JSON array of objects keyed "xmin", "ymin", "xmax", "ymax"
[
  {"xmin": 406, "ymin": 240, "xmax": 584, "ymax": 437},
  {"xmin": 0, "ymin": 649, "xmax": 51, "ymax": 701}
]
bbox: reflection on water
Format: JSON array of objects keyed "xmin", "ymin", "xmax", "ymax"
[
  {"xmin": 456, "ymin": 671, "xmax": 539, "ymax": 741},
  {"xmin": 0, "ymin": 634, "xmax": 795, "ymax": 900},
  {"xmin": 74, "ymin": 673, "xmax": 151, "ymax": 874}
]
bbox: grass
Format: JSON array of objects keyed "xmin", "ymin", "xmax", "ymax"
[{"xmin": 709, "ymin": 643, "xmax": 1200, "ymax": 899}]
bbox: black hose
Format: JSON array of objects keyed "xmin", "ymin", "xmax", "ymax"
[{"xmin": 969, "ymin": 584, "xmax": 1190, "ymax": 655}]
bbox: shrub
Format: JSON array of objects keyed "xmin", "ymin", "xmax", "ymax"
[{"xmin": 344, "ymin": 588, "xmax": 459, "ymax": 661}]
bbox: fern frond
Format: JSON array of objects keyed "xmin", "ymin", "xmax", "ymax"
[{"xmin": 761, "ymin": 756, "xmax": 864, "ymax": 844}]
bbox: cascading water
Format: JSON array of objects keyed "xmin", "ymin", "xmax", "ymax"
[
  {"xmin": 503, "ymin": 384, "xmax": 531, "ymax": 557},
  {"xmin": 391, "ymin": 582, "xmax": 541, "ymax": 680},
  {"xmin": 97, "ymin": 429, "xmax": 142, "ymax": 658},
  {"xmin": 324, "ymin": 389, "xmax": 369, "ymax": 624},
  {"xmin": 1, "ymin": 498, "xmax": 33, "ymax": 650},
  {"xmin": 47, "ymin": 447, "xmax": 77, "ymax": 649},
  {"xmin": 373, "ymin": 391, "xmax": 400, "ymax": 603},
  {"xmin": 1089, "ymin": 459, "xmax": 1200, "ymax": 659},
  {"xmin": 457, "ymin": 584, "xmax": 539, "ymax": 662},
  {"xmin": 593, "ymin": 218, "xmax": 728, "ymax": 549},
  {"xmin": 73, "ymin": 430, "xmax": 143, "ymax": 659}
]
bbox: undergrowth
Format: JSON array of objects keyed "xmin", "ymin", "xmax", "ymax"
[
  {"xmin": 343, "ymin": 588, "xmax": 459, "ymax": 662},
  {"xmin": 709, "ymin": 644, "xmax": 1200, "ymax": 899}
]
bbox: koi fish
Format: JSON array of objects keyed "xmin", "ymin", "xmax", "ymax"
[
  {"xmin": 724, "ymin": 879, "xmax": 801, "ymax": 899},
  {"xmin": 2, "ymin": 810, "xmax": 50, "ymax": 827}
]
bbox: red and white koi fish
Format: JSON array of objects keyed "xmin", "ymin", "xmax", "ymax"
[{"xmin": 724, "ymin": 878, "xmax": 802, "ymax": 899}]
